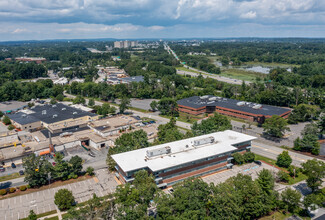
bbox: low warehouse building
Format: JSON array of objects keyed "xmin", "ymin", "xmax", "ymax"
[
  {"xmin": 177, "ymin": 95, "xmax": 291, "ymax": 123},
  {"xmin": 112, "ymin": 130, "xmax": 255, "ymax": 187}
]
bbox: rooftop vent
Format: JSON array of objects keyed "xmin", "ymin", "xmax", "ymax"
[
  {"xmin": 73, "ymin": 112, "xmax": 77, "ymax": 115},
  {"xmin": 52, "ymin": 114, "xmax": 58, "ymax": 118},
  {"xmin": 200, "ymin": 95, "xmax": 209, "ymax": 99},
  {"xmin": 22, "ymin": 114, "xmax": 27, "ymax": 118},
  {"xmin": 52, "ymin": 105, "xmax": 57, "ymax": 107},
  {"xmin": 62, "ymin": 108, "xmax": 66, "ymax": 111},
  {"xmin": 146, "ymin": 146, "xmax": 171, "ymax": 158},
  {"xmin": 209, "ymin": 97, "xmax": 217, "ymax": 101},
  {"xmin": 193, "ymin": 137, "xmax": 215, "ymax": 146},
  {"xmin": 252, "ymin": 104, "xmax": 262, "ymax": 109},
  {"xmin": 237, "ymin": 101, "xmax": 245, "ymax": 106}
]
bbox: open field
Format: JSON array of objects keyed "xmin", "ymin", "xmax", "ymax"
[
  {"xmin": 0, "ymin": 172, "xmax": 22, "ymax": 182},
  {"xmin": 176, "ymin": 66, "xmax": 201, "ymax": 74},
  {"xmin": 244, "ymin": 61, "xmax": 300, "ymax": 68},
  {"xmin": 220, "ymin": 68, "xmax": 265, "ymax": 82}
]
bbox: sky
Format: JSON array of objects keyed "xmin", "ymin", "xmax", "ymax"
[{"xmin": 0, "ymin": 0, "xmax": 325, "ymax": 41}]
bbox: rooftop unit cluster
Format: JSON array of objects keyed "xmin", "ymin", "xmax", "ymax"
[{"xmin": 236, "ymin": 101, "xmax": 262, "ymax": 109}]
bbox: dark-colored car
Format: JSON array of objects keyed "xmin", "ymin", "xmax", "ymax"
[
  {"xmin": 11, "ymin": 163, "xmax": 16, "ymax": 168},
  {"xmin": 88, "ymin": 152, "xmax": 96, "ymax": 157},
  {"xmin": 0, "ymin": 166, "xmax": 5, "ymax": 172},
  {"xmin": 19, "ymin": 170, "xmax": 24, "ymax": 175},
  {"xmin": 254, "ymin": 160, "xmax": 262, "ymax": 166},
  {"xmin": 149, "ymin": 121, "xmax": 156, "ymax": 124}
]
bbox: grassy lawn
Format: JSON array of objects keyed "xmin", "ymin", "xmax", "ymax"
[
  {"xmin": 244, "ymin": 61, "xmax": 300, "ymax": 68},
  {"xmin": 255, "ymin": 154, "xmax": 307, "ymax": 185},
  {"xmin": 44, "ymin": 216, "xmax": 59, "ymax": 220},
  {"xmin": 20, "ymin": 210, "xmax": 57, "ymax": 220},
  {"xmin": 220, "ymin": 68, "xmax": 265, "ymax": 82},
  {"xmin": 0, "ymin": 172, "xmax": 22, "ymax": 182}
]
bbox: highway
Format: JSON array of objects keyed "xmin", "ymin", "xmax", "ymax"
[{"xmin": 164, "ymin": 44, "xmax": 251, "ymax": 85}]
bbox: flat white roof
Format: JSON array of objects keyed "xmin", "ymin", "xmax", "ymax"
[{"xmin": 112, "ymin": 130, "xmax": 256, "ymax": 173}]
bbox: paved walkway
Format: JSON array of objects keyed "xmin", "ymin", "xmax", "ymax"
[{"xmin": 0, "ymin": 169, "xmax": 118, "ymax": 220}]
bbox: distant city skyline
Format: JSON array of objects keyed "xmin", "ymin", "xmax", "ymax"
[{"xmin": 0, "ymin": 0, "xmax": 325, "ymax": 41}]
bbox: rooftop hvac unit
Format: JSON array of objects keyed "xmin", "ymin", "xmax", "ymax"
[
  {"xmin": 22, "ymin": 114, "xmax": 27, "ymax": 118},
  {"xmin": 252, "ymin": 104, "xmax": 262, "ymax": 109},
  {"xmin": 73, "ymin": 112, "xmax": 77, "ymax": 115},
  {"xmin": 52, "ymin": 114, "xmax": 58, "ymax": 118},
  {"xmin": 42, "ymin": 110, "xmax": 47, "ymax": 115},
  {"xmin": 62, "ymin": 108, "xmax": 66, "ymax": 111},
  {"xmin": 208, "ymin": 97, "xmax": 217, "ymax": 101},
  {"xmin": 52, "ymin": 105, "xmax": 57, "ymax": 107},
  {"xmin": 193, "ymin": 136, "xmax": 215, "ymax": 146},
  {"xmin": 200, "ymin": 95, "xmax": 209, "ymax": 99},
  {"xmin": 146, "ymin": 146, "xmax": 171, "ymax": 158},
  {"xmin": 237, "ymin": 101, "xmax": 245, "ymax": 106}
]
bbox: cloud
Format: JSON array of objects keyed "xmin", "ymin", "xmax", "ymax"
[
  {"xmin": 240, "ymin": 11, "xmax": 256, "ymax": 19},
  {"xmin": 0, "ymin": 0, "xmax": 325, "ymax": 40}
]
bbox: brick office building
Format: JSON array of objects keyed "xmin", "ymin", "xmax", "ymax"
[
  {"xmin": 177, "ymin": 95, "xmax": 291, "ymax": 123},
  {"xmin": 112, "ymin": 130, "xmax": 255, "ymax": 188}
]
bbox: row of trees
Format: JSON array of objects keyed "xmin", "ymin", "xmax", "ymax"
[
  {"xmin": 62, "ymin": 159, "xmax": 325, "ymax": 219},
  {"xmin": 23, "ymin": 153, "xmax": 84, "ymax": 188}
]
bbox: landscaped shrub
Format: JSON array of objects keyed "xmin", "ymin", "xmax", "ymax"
[
  {"xmin": 9, "ymin": 188, "xmax": 16, "ymax": 193},
  {"xmin": 0, "ymin": 189, "xmax": 7, "ymax": 196},
  {"xmin": 19, "ymin": 185, "xmax": 27, "ymax": 191},
  {"xmin": 277, "ymin": 170, "xmax": 290, "ymax": 183}
]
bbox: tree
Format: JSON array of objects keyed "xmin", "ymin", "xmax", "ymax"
[
  {"xmin": 86, "ymin": 166, "xmax": 95, "ymax": 176},
  {"xmin": 0, "ymin": 111, "xmax": 3, "ymax": 117},
  {"xmin": 54, "ymin": 189, "xmax": 75, "ymax": 210},
  {"xmin": 119, "ymin": 97, "xmax": 130, "ymax": 114},
  {"xmin": 157, "ymin": 97, "xmax": 178, "ymax": 116},
  {"xmin": 52, "ymin": 152, "xmax": 70, "ymax": 181},
  {"xmin": 23, "ymin": 154, "xmax": 52, "ymax": 188},
  {"xmin": 318, "ymin": 115, "xmax": 325, "ymax": 134},
  {"xmin": 156, "ymin": 118, "xmax": 184, "ymax": 144},
  {"xmin": 294, "ymin": 134, "xmax": 320, "ymax": 155},
  {"xmin": 88, "ymin": 98, "xmax": 95, "ymax": 107},
  {"xmin": 2, "ymin": 115, "xmax": 11, "ymax": 125},
  {"xmin": 277, "ymin": 170, "xmax": 290, "ymax": 183},
  {"xmin": 232, "ymin": 152, "xmax": 245, "ymax": 165},
  {"xmin": 301, "ymin": 123, "xmax": 319, "ymax": 137},
  {"xmin": 50, "ymin": 98, "xmax": 57, "ymax": 105},
  {"xmin": 276, "ymin": 151, "xmax": 292, "ymax": 168},
  {"xmin": 191, "ymin": 113, "xmax": 232, "ymax": 136},
  {"xmin": 302, "ymin": 159, "xmax": 325, "ymax": 192},
  {"xmin": 27, "ymin": 210, "xmax": 37, "ymax": 220},
  {"xmin": 7, "ymin": 124, "xmax": 15, "ymax": 130},
  {"xmin": 243, "ymin": 152, "xmax": 255, "ymax": 163},
  {"xmin": 69, "ymin": 155, "xmax": 83, "ymax": 177},
  {"xmin": 73, "ymin": 95, "xmax": 85, "ymax": 104},
  {"xmin": 257, "ymin": 169, "xmax": 275, "ymax": 194},
  {"xmin": 150, "ymin": 100, "xmax": 158, "ymax": 112},
  {"xmin": 263, "ymin": 115, "xmax": 290, "ymax": 138},
  {"xmin": 281, "ymin": 188, "xmax": 301, "ymax": 213},
  {"xmin": 56, "ymin": 94, "xmax": 64, "ymax": 101}
]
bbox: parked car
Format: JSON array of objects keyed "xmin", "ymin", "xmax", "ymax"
[
  {"xmin": 19, "ymin": 170, "xmax": 24, "ymax": 175},
  {"xmin": 88, "ymin": 152, "xmax": 96, "ymax": 157},
  {"xmin": 11, "ymin": 163, "xmax": 16, "ymax": 168},
  {"xmin": 0, "ymin": 166, "xmax": 5, "ymax": 172},
  {"xmin": 254, "ymin": 160, "xmax": 262, "ymax": 166}
]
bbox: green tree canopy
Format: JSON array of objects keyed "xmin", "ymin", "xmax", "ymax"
[
  {"xmin": 191, "ymin": 113, "xmax": 232, "ymax": 136},
  {"xmin": 302, "ymin": 159, "xmax": 325, "ymax": 192},
  {"xmin": 119, "ymin": 97, "xmax": 130, "ymax": 114},
  {"xmin": 263, "ymin": 115, "xmax": 290, "ymax": 138},
  {"xmin": 281, "ymin": 188, "xmax": 301, "ymax": 213},
  {"xmin": 276, "ymin": 151, "xmax": 292, "ymax": 168},
  {"xmin": 54, "ymin": 189, "xmax": 75, "ymax": 210}
]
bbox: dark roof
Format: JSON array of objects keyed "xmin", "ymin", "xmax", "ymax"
[
  {"xmin": 177, "ymin": 95, "xmax": 291, "ymax": 117},
  {"xmin": 40, "ymin": 126, "xmax": 91, "ymax": 138},
  {"xmin": 121, "ymin": 76, "xmax": 144, "ymax": 83},
  {"xmin": 8, "ymin": 112, "xmax": 40, "ymax": 125},
  {"xmin": 28, "ymin": 103, "xmax": 97, "ymax": 124}
]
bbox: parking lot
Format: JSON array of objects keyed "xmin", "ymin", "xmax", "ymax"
[
  {"xmin": 0, "ymin": 123, "xmax": 8, "ymax": 133},
  {"xmin": 202, "ymin": 162, "xmax": 279, "ymax": 185},
  {"xmin": 0, "ymin": 169, "xmax": 118, "ymax": 220}
]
